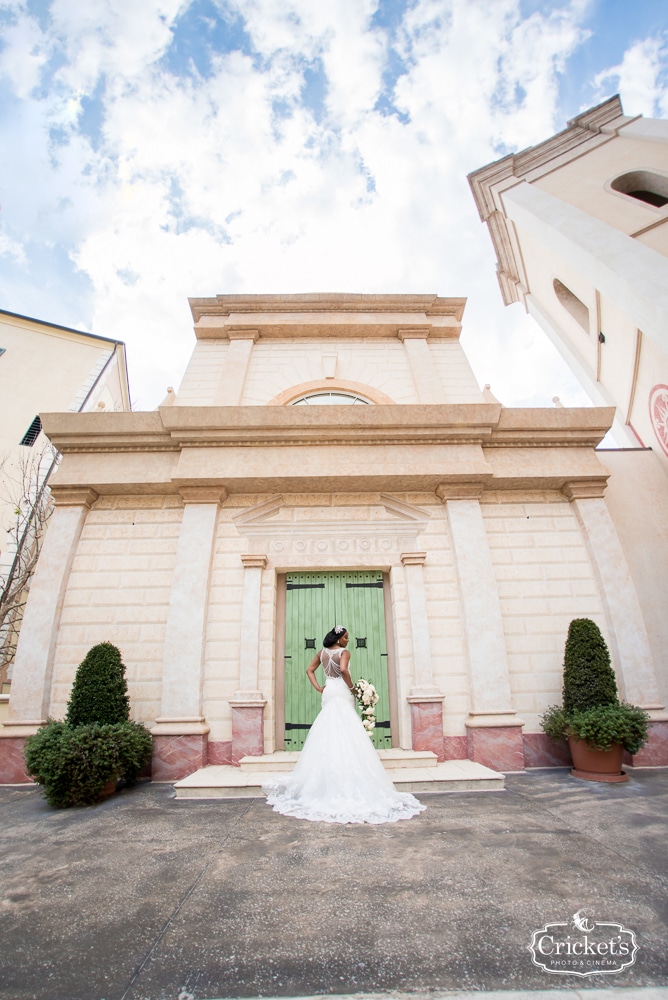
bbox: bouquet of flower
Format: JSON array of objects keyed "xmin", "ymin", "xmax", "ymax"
[{"xmin": 352, "ymin": 678, "xmax": 379, "ymax": 736}]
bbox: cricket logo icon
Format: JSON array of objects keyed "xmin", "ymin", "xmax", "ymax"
[{"xmin": 528, "ymin": 909, "xmax": 638, "ymax": 977}]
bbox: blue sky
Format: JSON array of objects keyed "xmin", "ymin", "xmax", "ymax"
[{"xmin": 0, "ymin": 0, "xmax": 667, "ymax": 409}]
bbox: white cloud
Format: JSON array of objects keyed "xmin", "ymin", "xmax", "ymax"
[
  {"xmin": 0, "ymin": 0, "xmax": 660, "ymax": 411},
  {"xmin": 593, "ymin": 34, "xmax": 668, "ymax": 118}
]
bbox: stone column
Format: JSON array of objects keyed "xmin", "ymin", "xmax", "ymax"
[
  {"xmin": 438, "ymin": 485, "xmax": 524, "ymax": 771},
  {"xmin": 401, "ymin": 552, "xmax": 445, "ymax": 760},
  {"xmin": 151, "ymin": 487, "xmax": 226, "ymax": 780},
  {"xmin": 398, "ymin": 329, "xmax": 445, "ymax": 403},
  {"xmin": 0, "ymin": 487, "xmax": 98, "ymax": 782},
  {"xmin": 565, "ymin": 482, "xmax": 668, "ymax": 766},
  {"xmin": 213, "ymin": 331, "xmax": 258, "ymax": 406},
  {"xmin": 230, "ymin": 554, "xmax": 268, "ymax": 763}
]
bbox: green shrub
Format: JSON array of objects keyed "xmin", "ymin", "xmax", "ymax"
[
  {"xmin": 562, "ymin": 618, "xmax": 618, "ymax": 714},
  {"xmin": 65, "ymin": 642, "xmax": 130, "ymax": 727},
  {"xmin": 24, "ymin": 720, "xmax": 152, "ymax": 808},
  {"xmin": 541, "ymin": 702, "xmax": 649, "ymax": 754},
  {"xmin": 567, "ymin": 703, "xmax": 649, "ymax": 754}
]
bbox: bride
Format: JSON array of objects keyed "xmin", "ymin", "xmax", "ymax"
[{"xmin": 263, "ymin": 625, "xmax": 425, "ymax": 824}]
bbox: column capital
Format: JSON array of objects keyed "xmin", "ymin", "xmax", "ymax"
[
  {"xmin": 561, "ymin": 479, "xmax": 608, "ymax": 500},
  {"xmin": 241, "ymin": 554, "xmax": 268, "ymax": 569},
  {"xmin": 50, "ymin": 486, "xmax": 99, "ymax": 508},
  {"xmin": 397, "ymin": 327, "xmax": 430, "ymax": 341},
  {"xmin": 178, "ymin": 486, "xmax": 228, "ymax": 505},
  {"xmin": 227, "ymin": 328, "xmax": 259, "ymax": 342},
  {"xmin": 400, "ymin": 551, "xmax": 427, "ymax": 566},
  {"xmin": 436, "ymin": 482, "xmax": 485, "ymax": 501}
]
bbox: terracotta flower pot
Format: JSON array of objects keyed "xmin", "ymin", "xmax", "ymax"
[
  {"xmin": 567, "ymin": 735, "xmax": 628, "ymax": 783},
  {"xmin": 99, "ymin": 776, "xmax": 119, "ymax": 799}
]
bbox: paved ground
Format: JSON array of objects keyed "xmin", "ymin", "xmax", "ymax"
[{"xmin": 0, "ymin": 768, "xmax": 667, "ymax": 1000}]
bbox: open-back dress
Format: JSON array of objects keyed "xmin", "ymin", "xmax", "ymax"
[{"xmin": 263, "ymin": 646, "xmax": 426, "ymax": 824}]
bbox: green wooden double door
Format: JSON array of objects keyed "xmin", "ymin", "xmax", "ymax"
[{"xmin": 284, "ymin": 571, "xmax": 392, "ymax": 750}]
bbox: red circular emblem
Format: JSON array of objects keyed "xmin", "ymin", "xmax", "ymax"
[{"xmin": 649, "ymin": 384, "xmax": 668, "ymax": 457}]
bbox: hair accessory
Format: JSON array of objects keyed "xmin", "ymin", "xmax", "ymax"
[{"xmin": 333, "ymin": 625, "xmax": 345, "ymax": 634}]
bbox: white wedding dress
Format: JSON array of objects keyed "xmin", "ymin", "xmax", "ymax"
[{"xmin": 263, "ymin": 647, "xmax": 426, "ymax": 824}]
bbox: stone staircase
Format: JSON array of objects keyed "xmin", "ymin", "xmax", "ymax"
[{"xmin": 173, "ymin": 748, "xmax": 504, "ymax": 799}]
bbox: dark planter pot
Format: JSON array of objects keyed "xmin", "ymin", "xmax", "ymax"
[
  {"xmin": 567, "ymin": 735, "xmax": 628, "ymax": 783},
  {"xmin": 99, "ymin": 776, "xmax": 119, "ymax": 800}
]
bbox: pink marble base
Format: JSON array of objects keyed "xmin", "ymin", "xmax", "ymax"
[
  {"xmin": 523, "ymin": 733, "xmax": 572, "ymax": 768},
  {"xmin": 410, "ymin": 701, "xmax": 446, "ymax": 761},
  {"xmin": 151, "ymin": 734, "xmax": 208, "ymax": 781},
  {"xmin": 0, "ymin": 737, "xmax": 34, "ymax": 783},
  {"xmin": 207, "ymin": 740, "xmax": 233, "ymax": 766},
  {"xmin": 231, "ymin": 706, "xmax": 264, "ymax": 764},
  {"xmin": 466, "ymin": 725, "xmax": 525, "ymax": 772},
  {"xmin": 628, "ymin": 720, "xmax": 668, "ymax": 767},
  {"xmin": 443, "ymin": 735, "xmax": 468, "ymax": 760}
]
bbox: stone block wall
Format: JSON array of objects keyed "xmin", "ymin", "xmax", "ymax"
[
  {"xmin": 482, "ymin": 495, "xmax": 605, "ymax": 731},
  {"xmin": 49, "ymin": 497, "xmax": 182, "ymax": 724}
]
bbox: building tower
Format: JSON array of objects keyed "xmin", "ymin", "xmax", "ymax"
[{"xmin": 468, "ymin": 95, "xmax": 668, "ymax": 471}]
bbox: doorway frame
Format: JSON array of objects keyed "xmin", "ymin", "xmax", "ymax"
[{"xmin": 274, "ymin": 571, "xmax": 399, "ymax": 751}]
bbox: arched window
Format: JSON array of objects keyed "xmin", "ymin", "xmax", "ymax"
[
  {"xmin": 553, "ymin": 279, "xmax": 590, "ymax": 332},
  {"xmin": 291, "ymin": 391, "xmax": 371, "ymax": 405},
  {"xmin": 610, "ymin": 170, "xmax": 668, "ymax": 208}
]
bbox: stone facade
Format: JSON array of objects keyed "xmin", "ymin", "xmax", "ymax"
[{"xmin": 1, "ymin": 293, "xmax": 665, "ymax": 780}]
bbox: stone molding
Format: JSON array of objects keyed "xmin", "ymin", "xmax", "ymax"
[
  {"xmin": 268, "ymin": 379, "xmax": 395, "ymax": 405},
  {"xmin": 561, "ymin": 479, "xmax": 608, "ymax": 500},
  {"xmin": 227, "ymin": 329, "xmax": 259, "ymax": 342},
  {"xmin": 240, "ymin": 554, "xmax": 268, "ymax": 569},
  {"xmin": 436, "ymin": 482, "xmax": 485, "ymax": 501},
  {"xmin": 178, "ymin": 486, "xmax": 228, "ymax": 504},
  {"xmin": 151, "ymin": 717, "xmax": 210, "ymax": 736},
  {"xmin": 50, "ymin": 486, "xmax": 99, "ymax": 508},
  {"xmin": 397, "ymin": 327, "xmax": 431, "ymax": 340},
  {"xmin": 400, "ymin": 551, "xmax": 427, "ymax": 566},
  {"xmin": 465, "ymin": 712, "xmax": 525, "ymax": 729}
]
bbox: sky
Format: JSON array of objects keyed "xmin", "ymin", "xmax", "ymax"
[{"xmin": 0, "ymin": 0, "xmax": 667, "ymax": 411}]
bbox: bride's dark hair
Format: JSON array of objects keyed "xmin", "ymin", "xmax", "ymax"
[{"xmin": 323, "ymin": 626, "xmax": 347, "ymax": 648}]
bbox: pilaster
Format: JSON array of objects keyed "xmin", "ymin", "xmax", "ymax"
[
  {"xmin": 398, "ymin": 329, "xmax": 446, "ymax": 404},
  {"xmin": 151, "ymin": 487, "xmax": 226, "ymax": 780},
  {"xmin": 400, "ymin": 551, "xmax": 445, "ymax": 760},
  {"xmin": 439, "ymin": 485, "xmax": 524, "ymax": 771},
  {"xmin": 0, "ymin": 487, "xmax": 99, "ymax": 782},
  {"xmin": 212, "ymin": 330, "xmax": 258, "ymax": 406},
  {"xmin": 230, "ymin": 554, "xmax": 268, "ymax": 763}
]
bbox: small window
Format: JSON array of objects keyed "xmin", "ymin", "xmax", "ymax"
[
  {"xmin": 553, "ymin": 279, "xmax": 589, "ymax": 332},
  {"xmin": 20, "ymin": 415, "xmax": 42, "ymax": 447},
  {"xmin": 611, "ymin": 170, "xmax": 668, "ymax": 208},
  {"xmin": 291, "ymin": 391, "xmax": 370, "ymax": 405}
]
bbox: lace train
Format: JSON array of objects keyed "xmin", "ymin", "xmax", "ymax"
[{"xmin": 263, "ymin": 677, "xmax": 426, "ymax": 824}]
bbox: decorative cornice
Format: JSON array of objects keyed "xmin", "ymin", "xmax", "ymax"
[
  {"xmin": 50, "ymin": 486, "xmax": 99, "ymax": 508},
  {"xmin": 435, "ymin": 483, "xmax": 486, "ymax": 501},
  {"xmin": 189, "ymin": 293, "xmax": 467, "ymax": 321},
  {"xmin": 241, "ymin": 554, "xmax": 268, "ymax": 569},
  {"xmin": 400, "ymin": 551, "xmax": 427, "ymax": 566},
  {"xmin": 397, "ymin": 327, "xmax": 430, "ymax": 341},
  {"xmin": 178, "ymin": 486, "xmax": 228, "ymax": 505},
  {"xmin": 561, "ymin": 480, "xmax": 608, "ymax": 500}
]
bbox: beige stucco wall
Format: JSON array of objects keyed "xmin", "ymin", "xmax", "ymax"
[
  {"xmin": 482, "ymin": 495, "xmax": 605, "ymax": 731},
  {"xmin": 175, "ymin": 337, "xmax": 484, "ymax": 407},
  {"xmin": 601, "ymin": 449, "xmax": 668, "ymax": 707},
  {"xmin": 49, "ymin": 497, "xmax": 182, "ymax": 723},
  {"xmin": 0, "ymin": 313, "xmax": 128, "ymax": 551},
  {"xmin": 534, "ymin": 135, "xmax": 668, "ymax": 246},
  {"xmin": 42, "ymin": 486, "xmax": 629, "ymax": 748}
]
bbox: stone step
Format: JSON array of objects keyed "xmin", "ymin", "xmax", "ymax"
[
  {"xmin": 173, "ymin": 759, "xmax": 504, "ymax": 799},
  {"xmin": 238, "ymin": 749, "xmax": 438, "ymax": 773}
]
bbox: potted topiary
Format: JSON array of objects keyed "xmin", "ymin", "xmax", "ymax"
[
  {"xmin": 24, "ymin": 642, "xmax": 152, "ymax": 807},
  {"xmin": 541, "ymin": 618, "xmax": 649, "ymax": 783}
]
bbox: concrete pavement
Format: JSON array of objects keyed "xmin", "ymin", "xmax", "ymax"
[{"xmin": 0, "ymin": 768, "xmax": 667, "ymax": 1000}]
